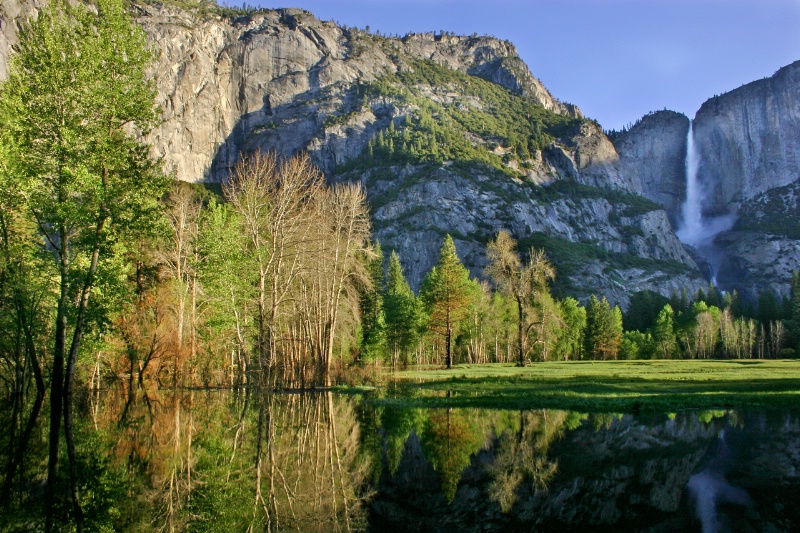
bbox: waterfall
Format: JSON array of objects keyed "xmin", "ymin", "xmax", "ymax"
[
  {"xmin": 677, "ymin": 123, "xmax": 703, "ymax": 246},
  {"xmin": 675, "ymin": 121, "xmax": 735, "ymax": 284}
]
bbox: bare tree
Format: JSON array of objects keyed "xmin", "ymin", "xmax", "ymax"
[
  {"xmin": 224, "ymin": 152, "xmax": 322, "ymax": 384},
  {"xmin": 158, "ymin": 185, "xmax": 203, "ymax": 379},
  {"xmin": 485, "ymin": 231, "xmax": 555, "ymax": 366},
  {"xmin": 304, "ymin": 183, "xmax": 373, "ymax": 385}
]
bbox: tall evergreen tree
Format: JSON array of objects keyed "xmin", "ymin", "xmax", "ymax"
[
  {"xmin": 420, "ymin": 236, "xmax": 474, "ymax": 369},
  {"xmin": 784, "ymin": 271, "xmax": 800, "ymax": 354},
  {"xmin": 359, "ymin": 242, "xmax": 386, "ymax": 361},
  {"xmin": 624, "ymin": 290, "xmax": 669, "ymax": 332},
  {"xmin": 384, "ymin": 251, "xmax": 421, "ymax": 367},
  {"xmin": 584, "ymin": 296, "xmax": 623, "ymax": 360}
]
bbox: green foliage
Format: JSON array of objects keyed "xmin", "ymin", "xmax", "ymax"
[
  {"xmin": 359, "ymin": 242, "xmax": 387, "ymax": 361},
  {"xmin": 420, "ymin": 236, "xmax": 476, "ymax": 368},
  {"xmin": 134, "ymin": 0, "xmax": 268, "ymax": 19},
  {"xmin": 733, "ymin": 182, "xmax": 800, "ymax": 239},
  {"xmin": 784, "ymin": 271, "xmax": 800, "ymax": 353},
  {"xmin": 196, "ymin": 198, "xmax": 253, "ymax": 358},
  {"xmin": 421, "ymin": 409, "xmax": 482, "ymax": 502},
  {"xmin": 0, "ymin": 1, "xmax": 168, "ymax": 526},
  {"xmin": 517, "ymin": 233, "xmax": 690, "ymax": 293},
  {"xmin": 336, "ymin": 58, "xmax": 581, "ymax": 177},
  {"xmin": 534, "ymin": 180, "xmax": 661, "ymax": 217},
  {"xmin": 619, "ymin": 330, "xmax": 654, "ymax": 360},
  {"xmin": 380, "ymin": 404, "xmax": 426, "ymax": 475},
  {"xmin": 652, "ymin": 304, "xmax": 678, "ymax": 359},
  {"xmin": 583, "ymin": 296, "xmax": 622, "ymax": 360},
  {"xmin": 625, "ymin": 290, "xmax": 670, "ymax": 332},
  {"xmin": 384, "ymin": 251, "xmax": 423, "ymax": 365},
  {"xmin": 553, "ymin": 297, "xmax": 586, "ymax": 360}
]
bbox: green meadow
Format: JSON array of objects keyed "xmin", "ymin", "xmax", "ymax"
[{"xmin": 374, "ymin": 360, "xmax": 800, "ymax": 412}]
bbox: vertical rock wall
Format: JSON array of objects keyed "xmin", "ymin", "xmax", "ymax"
[{"xmin": 693, "ymin": 60, "xmax": 800, "ymax": 214}]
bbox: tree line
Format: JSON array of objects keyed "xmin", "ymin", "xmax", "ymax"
[{"xmin": 351, "ymin": 230, "xmax": 800, "ymax": 370}]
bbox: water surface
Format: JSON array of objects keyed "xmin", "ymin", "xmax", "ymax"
[{"xmin": 8, "ymin": 388, "xmax": 800, "ymax": 531}]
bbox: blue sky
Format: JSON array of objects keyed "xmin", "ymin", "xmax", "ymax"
[{"xmin": 253, "ymin": 0, "xmax": 800, "ymax": 131}]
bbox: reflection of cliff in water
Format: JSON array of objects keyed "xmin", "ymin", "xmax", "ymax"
[
  {"xmin": 368, "ymin": 409, "xmax": 800, "ymax": 532},
  {"xmin": 6, "ymin": 389, "xmax": 800, "ymax": 531}
]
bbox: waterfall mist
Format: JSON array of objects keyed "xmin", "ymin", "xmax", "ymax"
[
  {"xmin": 687, "ymin": 429, "xmax": 752, "ymax": 533},
  {"xmin": 676, "ymin": 122, "xmax": 735, "ymax": 283}
]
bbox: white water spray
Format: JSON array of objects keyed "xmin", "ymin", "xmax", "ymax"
[
  {"xmin": 676, "ymin": 122, "xmax": 735, "ymax": 283},
  {"xmin": 687, "ymin": 429, "xmax": 752, "ymax": 533},
  {"xmin": 677, "ymin": 123, "xmax": 703, "ymax": 246}
]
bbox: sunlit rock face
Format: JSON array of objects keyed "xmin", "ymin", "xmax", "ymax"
[
  {"xmin": 0, "ymin": 0, "xmax": 49, "ymax": 81},
  {"xmin": 613, "ymin": 62, "xmax": 800, "ymax": 298},
  {"xmin": 136, "ymin": 5, "xmax": 578, "ymax": 183},
  {"xmin": 693, "ymin": 61, "xmax": 800, "ymax": 215}
]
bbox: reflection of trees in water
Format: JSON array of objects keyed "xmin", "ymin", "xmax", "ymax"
[
  {"xmin": 371, "ymin": 406, "xmax": 569, "ymax": 510},
  {"xmin": 362, "ymin": 406, "xmax": 585, "ymax": 522},
  {"xmin": 76, "ymin": 389, "xmax": 372, "ymax": 531},
  {"xmin": 421, "ymin": 408, "xmax": 484, "ymax": 502},
  {"xmin": 486, "ymin": 410, "xmax": 568, "ymax": 513},
  {"xmin": 248, "ymin": 392, "xmax": 372, "ymax": 531}
]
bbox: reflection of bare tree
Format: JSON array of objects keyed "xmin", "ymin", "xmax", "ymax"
[
  {"xmin": 104, "ymin": 386, "xmax": 197, "ymax": 532},
  {"xmin": 249, "ymin": 391, "xmax": 372, "ymax": 532},
  {"xmin": 158, "ymin": 391, "xmax": 195, "ymax": 532},
  {"xmin": 56, "ymin": 389, "xmax": 371, "ymax": 531},
  {"xmin": 487, "ymin": 410, "xmax": 565, "ymax": 513}
]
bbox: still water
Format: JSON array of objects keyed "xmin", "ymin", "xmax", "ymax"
[{"xmin": 15, "ymin": 388, "xmax": 800, "ymax": 531}]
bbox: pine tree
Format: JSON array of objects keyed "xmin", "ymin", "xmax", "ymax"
[
  {"xmin": 359, "ymin": 243, "xmax": 386, "ymax": 361},
  {"xmin": 384, "ymin": 251, "xmax": 421, "ymax": 367},
  {"xmin": 420, "ymin": 236, "xmax": 474, "ymax": 369},
  {"xmin": 784, "ymin": 271, "xmax": 800, "ymax": 354}
]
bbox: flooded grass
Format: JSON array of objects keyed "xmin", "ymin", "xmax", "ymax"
[{"xmin": 377, "ymin": 360, "xmax": 800, "ymax": 412}]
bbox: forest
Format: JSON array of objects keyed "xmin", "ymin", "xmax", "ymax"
[{"xmin": 2, "ymin": 0, "xmax": 800, "ymax": 529}]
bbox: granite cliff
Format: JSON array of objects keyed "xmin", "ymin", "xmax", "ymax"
[
  {"xmin": 5, "ymin": 3, "xmax": 798, "ymax": 302},
  {"xmin": 134, "ymin": 2, "xmax": 705, "ymax": 304},
  {"xmin": 613, "ymin": 61, "xmax": 800, "ymax": 299},
  {"xmin": 612, "ymin": 110, "xmax": 689, "ymax": 227},
  {"xmin": 695, "ymin": 61, "xmax": 800, "ymax": 299},
  {"xmin": 694, "ymin": 61, "xmax": 800, "ymax": 214}
]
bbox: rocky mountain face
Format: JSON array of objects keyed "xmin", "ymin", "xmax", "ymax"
[
  {"xmin": 695, "ymin": 61, "xmax": 800, "ymax": 299},
  {"xmin": 133, "ymin": 4, "xmax": 578, "ymax": 183},
  {"xmin": 612, "ymin": 110, "xmax": 689, "ymax": 227},
  {"xmin": 3, "ymin": 4, "xmax": 798, "ymax": 304},
  {"xmin": 694, "ymin": 61, "xmax": 800, "ymax": 214},
  {"xmin": 0, "ymin": 0, "xmax": 47, "ymax": 81},
  {"xmin": 613, "ymin": 61, "xmax": 800, "ymax": 299},
  {"xmin": 133, "ymin": 3, "xmax": 705, "ymax": 305}
]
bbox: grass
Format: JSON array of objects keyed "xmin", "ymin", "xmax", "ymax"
[{"xmin": 373, "ymin": 360, "xmax": 800, "ymax": 413}]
